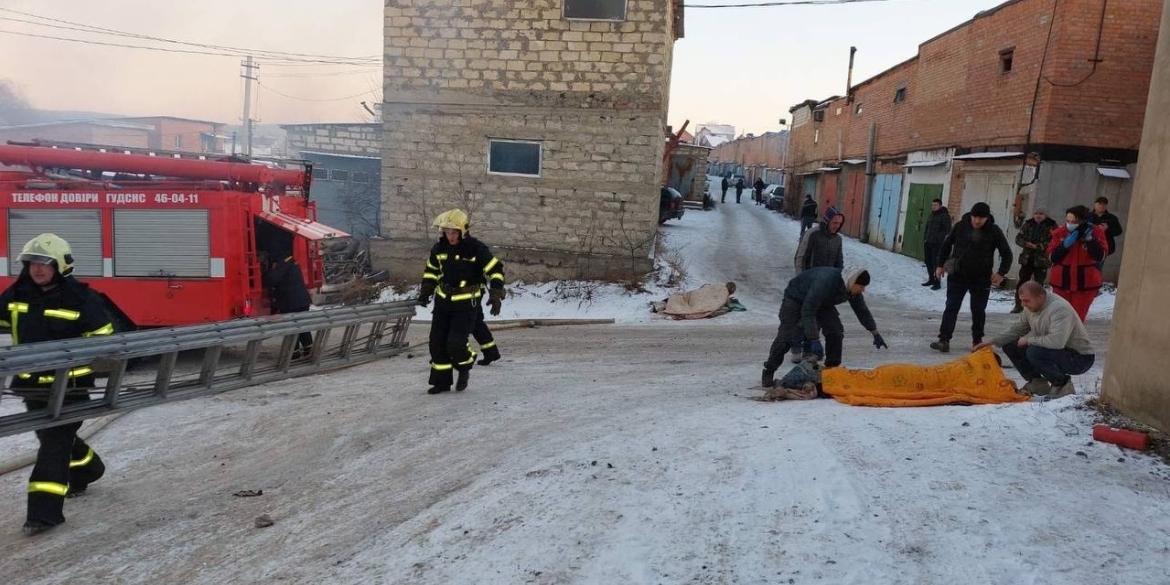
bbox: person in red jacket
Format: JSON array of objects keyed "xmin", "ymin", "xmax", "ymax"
[{"xmin": 1046, "ymin": 205, "xmax": 1107, "ymax": 322}]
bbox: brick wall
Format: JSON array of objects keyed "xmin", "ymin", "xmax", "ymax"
[
  {"xmin": 787, "ymin": 0, "xmax": 1161, "ymax": 170},
  {"xmin": 284, "ymin": 124, "xmax": 382, "ymax": 157},
  {"xmin": 709, "ymin": 131, "xmax": 789, "ymax": 169},
  {"xmin": 381, "ymin": 0, "xmax": 677, "ymax": 281}
]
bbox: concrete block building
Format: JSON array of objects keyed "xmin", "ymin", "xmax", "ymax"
[
  {"xmin": 785, "ymin": 0, "xmax": 1162, "ymax": 281},
  {"xmin": 283, "ymin": 123, "xmax": 383, "ymax": 238},
  {"xmin": 379, "ymin": 0, "xmax": 684, "ymax": 281}
]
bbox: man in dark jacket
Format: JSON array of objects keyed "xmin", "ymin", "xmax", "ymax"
[
  {"xmin": 795, "ymin": 206, "xmax": 845, "ymax": 275},
  {"xmin": 1086, "ymin": 196, "xmax": 1123, "ymax": 259},
  {"xmin": 800, "ymin": 195, "xmax": 818, "ymax": 236},
  {"xmin": 262, "ymin": 253, "xmax": 314, "ymax": 358},
  {"xmin": 418, "ymin": 209, "xmax": 506, "ymax": 394},
  {"xmin": 930, "ymin": 202, "xmax": 1013, "ymax": 353},
  {"xmin": 720, "ymin": 176, "xmax": 730, "ymax": 204},
  {"xmin": 1012, "ymin": 208, "xmax": 1057, "ymax": 313},
  {"xmin": 735, "ymin": 177, "xmax": 745, "ymax": 204},
  {"xmin": 761, "ymin": 266, "xmax": 887, "ymax": 388},
  {"xmin": 0, "ymin": 233, "xmax": 113, "ymax": 536},
  {"xmin": 922, "ymin": 198, "xmax": 952, "ymax": 290},
  {"xmin": 753, "ymin": 178, "xmax": 766, "ymax": 206}
]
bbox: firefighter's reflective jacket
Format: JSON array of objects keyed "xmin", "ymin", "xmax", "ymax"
[
  {"xmin": 0, "ymin": 272, "xmax": 114, "ymax": 388},
  {"xmin": 421, "ymin": 235, "xmax": 504, "ymax": 309}
]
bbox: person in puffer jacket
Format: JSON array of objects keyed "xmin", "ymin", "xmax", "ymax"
[{"xmin": 1047, "ymin": 204, "xmax": 1106, "ymax": 322}]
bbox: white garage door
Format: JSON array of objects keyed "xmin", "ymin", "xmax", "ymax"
[
  {"xmin": 114, "ymin": 209, "xmax": 210, "ymax": 277},
  {"xmin": 8, "ymin": 209, "xmax": 103, "ymax": 277}
]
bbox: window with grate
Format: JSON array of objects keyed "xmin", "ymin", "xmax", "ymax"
[
  {"xmin": 564, "ymin": 0, "xmax": 626, "ymax": 21},
  {"xmin": 330, "ymin": 169, "xmax": 350, "ymax": 182},
  {"xmin": 488, "ymin": 140, "xmax": 542, "ymax": 177}
]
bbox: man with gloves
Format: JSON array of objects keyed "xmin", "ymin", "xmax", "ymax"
[
  {"xmin": 761, "ymin": 266, "xmax": 887, "ymax": 388},
  {"xmin": 416, "ymin": 209, "xmax": 506, "ymax": 394}
]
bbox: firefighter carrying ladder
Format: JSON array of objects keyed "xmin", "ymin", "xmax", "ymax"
[{"xmin": 0, "ymin": 300, "xmax": 416, "ymax": 438}]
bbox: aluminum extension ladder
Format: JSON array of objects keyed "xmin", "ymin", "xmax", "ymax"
[{"xmin": 0, "ymin": 301, "xmax": 416, "ymax": 438}]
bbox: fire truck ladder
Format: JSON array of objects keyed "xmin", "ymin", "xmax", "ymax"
[{"xmin": 0, "ymin": 301, "xmax": 416, "ymax": 438}]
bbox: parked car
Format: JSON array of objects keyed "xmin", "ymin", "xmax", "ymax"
[
  {"xmin": 659, "ymin": 186, "xmax": 685, "ymax": 224},
  {"xmin": 763, "ymin": 184, "xmax": 786, "ymax": 210}
]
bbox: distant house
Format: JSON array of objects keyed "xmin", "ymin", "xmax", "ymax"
[
  {"xmin": 0, "ymin": 119, "xmax": 154, "ymax": 149},
  {"xmin": 0, "ymin": 115, "xmax": 226, "ymax": 154},
  {"xmin": 695, "ymin": 123, "xmax": 735, "ymax": 148}
]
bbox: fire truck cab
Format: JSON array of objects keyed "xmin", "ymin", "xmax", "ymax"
[{"xmin": 0, "ymin": 142, "xmax": 349, "ymax": 329}]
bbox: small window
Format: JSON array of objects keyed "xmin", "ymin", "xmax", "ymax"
[
  {"xmin": 564, "ymin": 0, "xmax": 626, "ymax": 21},
  {"xmin": 489, "ymin": 139, "xmax": 541, "ymax": 177},
  {"xmin": 174, "ymin": 136, "xmax": 183, "ymax": 149},
  {"xmin": 855, "ymin": 103, "xmax": 864, "ymax": 116},
  {"xmin": 894, "ymin": 87, "xmax": 906, "ymax": 103},
  {"xmin": 352, "ymin": 171, "xmax": 371, "ymax": 183},
  {"xmin": 330, "ymin": 169, "xmax": 350, "ymax": 182},
  {"xmin": 814, "ymin": 129, "xmax": 820, "ymax": 144},
  {"xmin": 999, "ymin": 48, "xmax": 1014, "ymax": 73},
  {"xmin": 813, "ymin": 110, "xmax": 825, "ymax": 122},
  {"xmin": 311, "ymin": 167, "xmax": 328, "ymax": 180}
]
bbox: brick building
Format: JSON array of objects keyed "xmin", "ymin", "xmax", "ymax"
[
  {"xmin": 284, "ymin": 123, "xmax": 383, "ymax": 238},
  {"xmin": 379, "ymin": 0, "xmax": 684, "ymax": 281},
  {"xmin": 709, "ymin": 130, "xmax": 790, "ymax": 186},
  {"xmin": 0, "ymin": 116, "xmax": 225, "ymax": 154},
  {"xmin": 786, "ymin": 0, "xmax": 1162, "ymax": 281}
]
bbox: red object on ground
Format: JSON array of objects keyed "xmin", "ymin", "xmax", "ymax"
[{"xmin": 1092, "ymin": 425, "xmax": 1151, "ymax": 451}]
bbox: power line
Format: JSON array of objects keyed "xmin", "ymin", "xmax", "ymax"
[
  {"xmin": 0, "ymin": 8, "xmax": 379, "ymax": 64},
  {"xmin": 685, "ymin": 0, "xmax": 911, "ymax": 7},
  {"xmin": 257, "ymin": 82, "xmax": 377, "ymax": 103}
]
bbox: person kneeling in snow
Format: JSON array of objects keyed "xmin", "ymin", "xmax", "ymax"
[
  {"xmin": 973, "ymin": 281, "xmax": 1094, "ymax": 399},
  {"xmin": 761, "ymin": 266, "xmax": 888, "ymax": 388}
]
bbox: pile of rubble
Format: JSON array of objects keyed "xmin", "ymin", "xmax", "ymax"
[{"xmin": 318, "ymin": 239, "xmax": 388, "ymax": 306}]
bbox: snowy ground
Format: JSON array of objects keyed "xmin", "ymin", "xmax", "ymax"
[{"xmin": 0, "ymin": 177, "xmax": 1161, "ymax": 585}]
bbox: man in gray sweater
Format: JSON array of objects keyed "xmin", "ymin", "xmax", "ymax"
[{"xmin": 973, "ymin": 281, "xmax": 1094, "ymax": 398}]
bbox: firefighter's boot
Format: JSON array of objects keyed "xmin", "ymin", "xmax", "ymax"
[
  {"xmin": 477, "ymin": 346, "xmax": 501, "ymax": 366},
  {"xmin": 426, "ymin": 385, "xmax": 450, "ymax": 395},
  {"xmin": 22, "ymin": 519, "xmax": 62, "ymax": 537},
  {"xmin": 761, "ymin": 368, "xmax": 776, "ymax": 388},
  {"xmin": 456, "ymin": 369, "xmax": 470, "ymax": 392}
]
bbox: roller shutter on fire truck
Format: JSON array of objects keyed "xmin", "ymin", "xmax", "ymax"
[
  {"xmin": 113, "ymin": 209, "xmax": 211, "ymax": 277},
  {"xmin": 8, "ymin": 209, "xmax": 103, "ymax": 277}
]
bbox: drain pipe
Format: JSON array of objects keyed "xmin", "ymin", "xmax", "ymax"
[{"xmin": 861, "ymin": 122, "xmax": 876, "ymax": 242}]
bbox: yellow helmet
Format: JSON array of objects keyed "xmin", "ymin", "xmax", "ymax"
[
  {"xmin": 20, "ymin": 233, "xmax": 74, "ymax": 277},
  {"xmin": 433, "ymin": 208, "xmax": 469, "ymax": 236}
]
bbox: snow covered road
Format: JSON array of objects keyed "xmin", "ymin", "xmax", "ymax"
[{"xmin": 0, "ymin": 177, "xmax": 1160, "ymax": 585}]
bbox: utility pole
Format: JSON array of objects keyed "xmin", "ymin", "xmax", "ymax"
[{"xmin": 240, "ymin": 56, "xmax": 258, "ymax": 158}]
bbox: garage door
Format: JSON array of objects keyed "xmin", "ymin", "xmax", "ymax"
[
  {"xmin": 114, "ymin": 209, "xmax": 210, "ymax": 277},
  {"xmin": 8, "ymin": 209, "xmax": 103, "ymax": 277}
]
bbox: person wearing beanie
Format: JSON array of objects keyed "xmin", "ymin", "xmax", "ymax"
[
  {"xmin": 761, "ymin": 266, "xmax": 888, "ymax": 389},
  {"xmin": 1011, "ymin": 208, "xmax": 1057, "ymax": 313},
  {"xmin": 930, "ymin": 201, "xmax": 1013, "ymax": 353},
  {"xmin": 790, "ymin": 205, "xmax": 847, "ymax": 362},
  {"xmin": 794, "ymin": 205, "xmax": 845, "ymax": 276}
]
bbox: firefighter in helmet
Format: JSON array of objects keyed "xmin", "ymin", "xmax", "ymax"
[
  {"xmin": 0, "ymin": 233, "xmax": 114, "ymax": 536},
  {"xmin": 417, "ymin": 209, "xmax": 505, "ymax": 394}
]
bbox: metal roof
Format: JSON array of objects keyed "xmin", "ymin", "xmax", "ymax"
[
  {"xmin": 1097, "ymin": 167, "xmax": 1131, "ymax": 179},
  {"xmin": 904, "ymin": 160, "xmax": 946, "ymax": 168},
  {"xmin": 816, "ymin": 166, "xmax": 841, "ymax": 172}
]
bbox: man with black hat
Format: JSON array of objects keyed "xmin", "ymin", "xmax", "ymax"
[
  {"xmin": 930, "ymin": 202, "xmax": 1013, "ymax": 353},
  {"xmin": 761, "ymin": 266, "xmax": 888, "ymax": 388}
]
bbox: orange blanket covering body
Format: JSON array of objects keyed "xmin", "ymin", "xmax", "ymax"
[{"xmin": 823, "ymin": 348, "xmax": 1027, "ymax": 407}]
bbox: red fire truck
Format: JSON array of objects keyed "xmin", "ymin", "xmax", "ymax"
[{"xmin": 0, "ymin": 142, "xmax": 349, "ymax": 329}]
